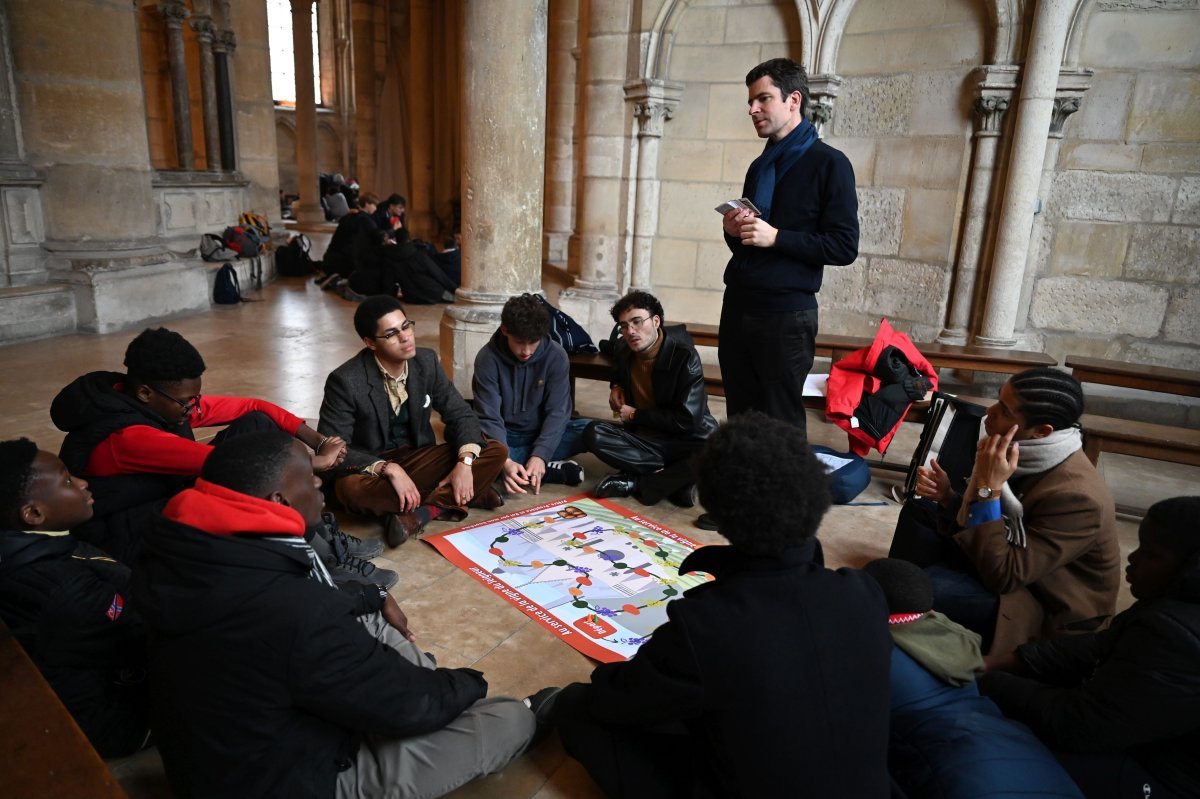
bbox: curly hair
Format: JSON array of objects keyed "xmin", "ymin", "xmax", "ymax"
[
  {"xmin": 695, "ymin": 411, "xmax": 831, "ymax": 556},
  {"xmin": 501, "ymin": 294, "xmax": 550, "ymax": 341},
  {"xmin": 610, "ymin": 290, "xmax": 664, "ymax": 324},
  {"xmin": 1008, "ymin": 367, "xmax": 1084, "ymax": 430},
  {"xmin": 862, "ymin": 558, "xmax": 933, "ymax": 616},
  {"xmin": 746, "ymin": 57, "xmax": 809, "ymax": 116},
  {"xmin": 0, "ymin": 437, "xmax": 39, "ymax": 528},
  {"xmin": 353, "ymin": 295, "xmax": 406, "ymax": 339},
  {"xmin": 1145, "ymin": 496, "xmax": 1200, "ymax": 561},
  {"xmin": 124, "ymin": 328, "xmax": 206, "ymax": 383},
  {"xmin": 201, "ymin": 430, "xmax": 298, "ymax": 497}
]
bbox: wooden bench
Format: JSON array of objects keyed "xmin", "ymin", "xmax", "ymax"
[
  {"xmin": 0, "ymin": 617, "xmax": 129, "ymax": 798},
  {"xmin": 1065, "ymin": 355, "xmax": 1200, "ymax": 468}
]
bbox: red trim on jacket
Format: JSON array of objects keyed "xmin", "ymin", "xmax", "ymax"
[{"xmin": 163, "ymin": 478, "xmax": 306, "ymax": 537}]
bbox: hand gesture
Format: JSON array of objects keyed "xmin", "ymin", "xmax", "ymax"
[
  {"xmin": 382, "ymin": 594, "xmax": 415, "ymax": 641},
  {"xmin": 502, "ymin": 459, "xmax": 530, "ymax": 495},
  {"xmin": 972, "ymin": 425, "xmax": 1021, "ymax": 494},
  {"xmin": 738, "ymin": 216, "xmax": 778, "ymax": 248},
  {"xmin": 722, "ymin": 207, "xmax": 752, "ymax": 237},
  {"xmin": 525, "ymin": 456, "xmax": 546, "ymax": 495},
  {"xmin": 438, "ymin": 462, "xmax": 475, "ymax": 507},
  {"xmin": 619, "ymin": 404, "xmax": 637, "ymax": 424},
  {"xmin": 608, "ymin": 386, "xmax": 626, "ymax": 413},
  {"xmin": 311, "ymin": 436, "xmax": 347, "ymax": 472},
  {"xmin": 383, "ymin": 463, "xmax": 422, "ymax": 513},
  {"xmin": 915, "ymin": 458, "xmax": 952, "ymax": 506}
]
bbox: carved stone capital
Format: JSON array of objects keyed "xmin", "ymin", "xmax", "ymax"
[
  {"xmin": 973, "ymin": 95, "xmax": 1011, "ymax": 134},
  {"xmin": 190, "ymin": 16, "xmax": 216, "ymax": 43},
  {"xmin": 1049, "ymin": 96, "xmax": 1082, "ymax": 136},
  {"xmin": 215, "ymin": 29, "xmax": 237, "ymax": 53},
  {"xmin": 157, "ymin": 1, "xmax": 190, "ymax": 27},
  {"xmin": 972, "ymin": 64, "xmax": 1020, "ymax": 137},
  {"xmin": 624, "ymin": 79, "xmax": 683, "ymax": 138},
  {"xmin": 1050, "ymin": 67, "xmax": 1092, "ymax": 138},
  {"xmin": 805, "ymin": 73, "xmax": 842, "ymax": 134}
]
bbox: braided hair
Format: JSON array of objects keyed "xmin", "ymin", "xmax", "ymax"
[{"xmin": 1008, "ymin": 367, "xmax": 1084, "ymax": 431}]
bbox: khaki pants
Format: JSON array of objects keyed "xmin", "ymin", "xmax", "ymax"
[{"xmin": 335, "ymin": 612, "xmax": 535, "ymax": 799}]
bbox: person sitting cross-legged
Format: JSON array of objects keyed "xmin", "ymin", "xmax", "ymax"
[
  {"xmin": 584, "ymin": 290, "xmax": 717, "ymax": 508},
  {"xmin": 473, "ymin": 293, "xmax": 589, "ymax": 497},
  {"xmin": 132, "ymin": 430, "xmax": 535, "ymax": 799},
  {"xmin": 537, "ymin": 411, "xmax": 893, "ymax": 798}
]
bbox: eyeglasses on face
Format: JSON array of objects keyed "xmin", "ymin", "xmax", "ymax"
[
  {"xmin": 372, "ymin": 320, "xmax": 417, "ymax": 340},
  {"xmin": 150, "ymin": 384, "xmax": 202, "ymax": 416},
  {"xmin": 617, "ymin": 316, "xmax": 652, "ymax": 333}
]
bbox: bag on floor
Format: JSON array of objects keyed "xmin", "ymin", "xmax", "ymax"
[
  {"xmin": 199, "ymin": 233, "xmax": 238, "ymax": 262},
  {"xmin": 534, "ymin": 295, "xmax": 598, "ymax": 354},
  {"xmin": 213, "ymin": 264, "xmax": 243, "ymax": 304},
  {"xmin": 239, "ymin": 211, "xmax": 271, "ymax": 247},
  {"xmin": 811, "ymin": 444, "xmax": 871, "ymax": 504},
  {"xmin": 223, "ymin": 225, "xmax": 264, "ymax": 256},
  {"xmin": 276, "ymin": 234, "xmax": 315, "ymax": 276}
]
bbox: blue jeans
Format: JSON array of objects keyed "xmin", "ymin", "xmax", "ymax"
[{"xmin": 505, "ymin": 417, "xmax": 590, "ymax": 465}]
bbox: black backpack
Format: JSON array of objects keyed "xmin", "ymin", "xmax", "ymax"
[
  {"xmin": 276, "ymin": 234, "xmax": 315, "ymax": 276},
  {"xmin": 213, "ymin": 264, "xmax": 242, "ymax": 304},
  {"xmin": 533, "ymin": 295, "xmax": 598, "ymax": 354}
]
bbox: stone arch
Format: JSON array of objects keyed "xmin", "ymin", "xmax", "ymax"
[{"xmin": 1062, "ymin": 0, "xmax": 1096, "ymax": 67}]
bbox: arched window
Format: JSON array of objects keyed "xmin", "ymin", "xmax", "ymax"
[{"xmin": 267, "ymin": 0, "xmax": 322, "ymax": 107}]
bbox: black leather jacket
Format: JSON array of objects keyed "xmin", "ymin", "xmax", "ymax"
[{"xmin": 610, "ymin": 325, "xmax": 717, "ymax": 441}]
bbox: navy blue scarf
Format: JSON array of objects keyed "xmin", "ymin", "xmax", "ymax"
[{"xmin": 746, "ymin": 119, "xmax": 819, "ymax": 222}]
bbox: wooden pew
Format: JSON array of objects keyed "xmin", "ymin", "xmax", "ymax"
[
  {"xmin": 1065, "ymin": 355, "xmax": 1200, "ymax": 468},
  {"xmin": 0, "ymin": 617, "xmax": 130, "ymax": 799}
]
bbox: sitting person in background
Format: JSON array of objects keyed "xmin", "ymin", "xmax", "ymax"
[
  {"xmin": 319, "ymin": 192, "xmax": 382, "ymax": 287},
  {"xmin": 543, "ymin": 411, "xmax": 893, "ymax": 797},
  {"xmin": 473, "ymin": 293, "xmax": 588, "ymax": 496},
  {"xmin": 889, "ymin": 367, "xmax": 1120, "ymax": 653},
  {"xmin": 980, "ymin": 496, "xmax": 1200, "ymax": 799},
  {"xmin": 862, "ymin": 558, "xmax": 1084, "ymax": 799},
  {"xmin": 585, "ymin": 290, "xmax": 716, "ymax": 508},
  {"xmin": 133, "ymin": 430, "xmax": 534, "ymax": 798},
  {"xmin": 432, "ymin": 231, "xmax": 461, "ymax": 287},
  {"xmin": 0, "ymin": 439, "xmax": 150, "ymax": 757},
  {"xmin": 371, "ymin": 193, "xmax": 407, "ymax": 243}
]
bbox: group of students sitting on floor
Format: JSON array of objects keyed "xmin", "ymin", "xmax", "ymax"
[{"xmin": 0, "ymin": 288, "xmax": 1197, "ymax": 798}]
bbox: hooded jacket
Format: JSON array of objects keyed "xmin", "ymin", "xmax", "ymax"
[
  {"xmin": 979, "ymin": 555, "xmax": 1200, "ymax": 797},
  {"xmin": 609, "ymin": 325, "xmax": 718, "ymax": 441},
  {"xmin": 472, "ymin": 329, "xmax": 572, "ymax": 462},
  {"xmin": 131, "ymin": 480, "xmax": 486, "ymax": 799}
]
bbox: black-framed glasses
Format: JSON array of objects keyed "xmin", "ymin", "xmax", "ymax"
[
  {"xmin": 150, "ymin": 384, "xmax": 202, "ymax": 418},
  {"xmin": 372, "ymin": 320, "xmax": 416, "ymax": 340},
  {"xmin": 617, "ymin": 316, "xmax": 651, "ymax": 333}
]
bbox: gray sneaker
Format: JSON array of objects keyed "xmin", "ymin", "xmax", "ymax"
[
  {"xmin": 320, "ymin": 512, "xmax": 385, "ymax": 560},
  {"xmin": 330, "ymin": 555, "xmax": 399, "ymax": 590}
]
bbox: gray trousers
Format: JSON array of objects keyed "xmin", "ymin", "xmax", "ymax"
[{"xmin": 335, "ymin": 612, "xmax": 536, "ymax": 799}]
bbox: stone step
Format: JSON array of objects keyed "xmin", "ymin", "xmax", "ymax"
[{"xmin": 0, "ymin": 283, "xmax": 77, "ymax": 345}]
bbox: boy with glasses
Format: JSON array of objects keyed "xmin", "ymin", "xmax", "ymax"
[{"xmin": 584, "ymin": 291, "xmax": 717, "ymax": 507}]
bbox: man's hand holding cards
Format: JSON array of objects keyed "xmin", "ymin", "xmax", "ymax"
[{"xmin": 715, "ymin": 197, "xmax": 761, "ymax": 216}]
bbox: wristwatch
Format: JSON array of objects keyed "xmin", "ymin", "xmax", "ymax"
[
  {"xmin": 458, "ymin": 452, "xmax": 476, "ymax": 467},
  {"xmin": 977, "ymin": 486, "xmax": 999, "ymax": 500}
]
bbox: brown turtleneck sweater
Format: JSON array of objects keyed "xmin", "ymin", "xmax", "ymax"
[{"xmin": 630, "ymin": 332, "xmax": 664, "ymax": 411}]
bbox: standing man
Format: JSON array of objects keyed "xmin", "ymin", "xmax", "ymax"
[
  {"xmin": 719, "ymin": 57, "xmax": 859, "ymax": 437},
  {"xmin": 319, "ymin": 296, "xmax": 508, "ymax": 548}
]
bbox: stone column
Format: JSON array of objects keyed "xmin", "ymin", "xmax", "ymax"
[
  {"xmin": 406, "ymin": 0, "xmax": 435, "ymax": 239},
  {"xmin": 190, "ymin": 2, "xmax": 221, "ymax": 171},
  {"xmin": 441, "ymin": 0, "xmax": 548, "ymax": 392},
  {"xmin": 292, "ymin": 0, "xmax": 324, "ymax": 224},
  {"xmin": 805, "ymin": 74, "xmax": 842, "ymax": 136},
  {"xmin": 939, "ymin": 65, "xmax": 1018, "ymax": 344},
  {"xmin": 977, "ymin": 0, "xmax": 1075, "ymax": 348},
  {"xmin": 558, "ymin": 0, "xmax": 632, "ymax": 342},
  {"xmin": 213, "ymin": 29, "xmax": 238, "ymax": 171},
  {"xmin": 624, "ymin": 78, "xmax": 681, "ymax": 293},
  {"xmin": 1013, "ymin": 69, "xmax": 1090, "ymax": 332},
  {"xmin": 159, "ymin": 0, "xmax": 194, "ymax": 170},
  {"xmin": 0, "ymin": 1, "xmax": 45, "ymax": 289},
  {"xmin": 543, "ymin": 0, "xmax": 579, "ymax": 265}
]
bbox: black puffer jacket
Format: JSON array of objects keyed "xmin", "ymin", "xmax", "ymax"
[
  {"xmin": 980, "ymin": 557, "xmax": 1200, "ymax": 797},
  {"xmin": 610, "ymin": 325, "xmax": 718, "ymax": 441}
]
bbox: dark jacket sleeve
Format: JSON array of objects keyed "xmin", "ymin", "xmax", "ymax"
[
  {"xmin": 36, "ymin": 558, "xmax": 146, "ymax": 671},
  {"xmin": 290, "ymin": 602, "xmax": 486, "ymax": 738},
  {"xmin": 424, "ymin": 352, "xmax": 484, "ymax": 450},
  {"xmin": 471, "ymin": 346, "xmax": 509, "ymax": 446},
  {"xmin": 634, "ymin": 345, "xmax": 711, "ymax": 438},
  {"xmin": 531, "ymin": 346, "xmax": 573, "ymax": 462},
  {"xmin": 318, "ymin": 362, "xmax": 380, "ymax": 472},
  {"xmin": 772, "ymin": 151, "xmax": 859, "ymax": 267}
]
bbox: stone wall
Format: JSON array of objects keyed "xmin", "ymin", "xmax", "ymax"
[{"xmin": 1025, "ymin": 4, "xmax": 1200, "ymax": 368}]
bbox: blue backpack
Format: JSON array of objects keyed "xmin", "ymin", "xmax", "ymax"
[
  {"xmin": 213, "ymin": 264, "xmax": 242, "ymax": 305},
  {"xmin": 811, "ymin": 444, "xmax": 871, "ymax": 504},
  {"xmin": 534, "ymin": 295, "xmax": 598, "ymax": 354}
]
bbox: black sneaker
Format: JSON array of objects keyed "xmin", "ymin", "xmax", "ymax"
[
  {"xmin": 695, "ymin": 513, "xmax": 720, "ymax": 531},
  {"xmin": 330, "ymin": 555, "xmax": 399, "ymax": 590},
  {"xmin": 668, "ymin": 484, "xmax": 697, "ymax": 508},
  {"xmin": 544, "ymin": 459, "xmax": 584, "ymax": 486},
  {"xmin": 523, "ymin": 686, "xmax": 563, "ymax": 751},
  {"xmin": 320, "ymin": 512, "xmax": 384, "ymax": 560}
]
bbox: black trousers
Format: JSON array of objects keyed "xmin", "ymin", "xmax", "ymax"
[
  {"xmin": 718, "ymin": 305, "xmax": 817, "ymax": 438},
  {"xmin": 583, "ymin": 422, "xmax": 704, "ymax": 505}
]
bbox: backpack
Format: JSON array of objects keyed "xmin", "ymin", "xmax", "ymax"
[
  {"xmin": 199, "ymin": 233, "xmax": 237, "ymax": 262},
  {"xmin": 533, "ymin": 295, "xmax": 598, "ymax": 354},
  {"xmin": 223, "ymin": 225, "xmax": 264, "ymax": 256},
  {"xmin": 213, "ymin": 264, "xmax": 243, "ymax": 304},
  {"xmin": 238, "ymin": 212, "xmax": 271, "ymax": 249},
  {"xmin": 810, "ymin": 444, "xmax": 872, "ymax": 504},
  {"xmin": 276, "ymin": 234, "xmax": 315, "ymax": 277}
]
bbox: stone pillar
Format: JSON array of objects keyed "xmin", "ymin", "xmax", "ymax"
[
  {"xmin": 624, "ymin": 78, "xmax": 681, "ymax": 293},
  {"xmin": 406, "ymin": 0, "xmax": 435, "ymax": 239},
  {"xmin": 543, "ymin": 0, "xmax": 579, "ymax": 265},
  {"xmin": 1013, "ymin": 68, "xmax": 1090, "ymax": 332},
  {"xmin": 159, "ymin": 0, "xmax": 195, "ymax": 170},
  {"xmin": 213, "ymin": 29, "xmax": 238, "ymax": 171},
  {"xmin": 939, "ymin": 65, "xmax": 1018, "ymax": 344},
  {"xmin": 441, "ymin": 0, "xmax": 548, "ymax": 392},
  {"xmin": 558, "ymin": 0, "xmax": 632, "ymax": 342},
  {"xmin": 977, "ymin": 0, "xmax": 1075, "ymax": 348},
  {"xmin": 190, "ymin": 1, "xmax": 221, "ymax": 171},
  {"xmin": 0, "ymin": 1, "xmax": 46, "ymax": 289},
  {"xmin": 292, "ymin": 0, "xmax": 324, "ymax": 224},
  {"xmin": 806, "ymin": 74, "xmax": 842, "ymax": 136},
  {"xmin": 350, "ymin": 0, "xmax": 377, "ymax": 190}
]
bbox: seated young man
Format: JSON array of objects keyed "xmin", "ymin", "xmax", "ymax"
[
  {"xmin": 584, "ymin": 290, "xmax": 717, "ymax": 507},
  {"xmin": 473, "ymin": 293, "xmax": 588, "ymax": 496},
  {"xmin": 980, "ymin": 496, "xmax": 1200, "ymax": 799},
  {"xmin": 319, "ymin": 296, "xmax": 507, "ymax": 547},
  {"xmin": 132, "ymin": 431, "xmax": 534, "ymax": 798},
  {"xmin": 0, "ymin": 439, "xmax": 150, "ymax": 758},
  {"xmin": 889, "ymin": 367, "xmax": 1120, "ymax": 653},
  {"xmin": 862, "ymin": 558, "xmax": 1084, "ymax": 799},
  {"xmin": 543, "ymin": 411, "xmax": 893, "ymax": 797}
]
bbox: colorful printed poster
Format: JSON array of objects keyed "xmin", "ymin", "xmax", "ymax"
[{"xmin": 425, "ymin": 495, "xmax": 711, "ymax": 663}]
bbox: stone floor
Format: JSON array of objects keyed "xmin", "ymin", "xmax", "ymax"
[{"xmin": 1, "ymin": 268, "xmax": 1195, "ymax": 798}]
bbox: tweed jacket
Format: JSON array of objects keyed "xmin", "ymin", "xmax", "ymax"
[
  {"xmin": 950, "ymin": 450, "xmax": 1120, "ymax": 653},
  {"xmin": 318, "ymin": 348, "xmax": 484, "ymax": 472}
]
